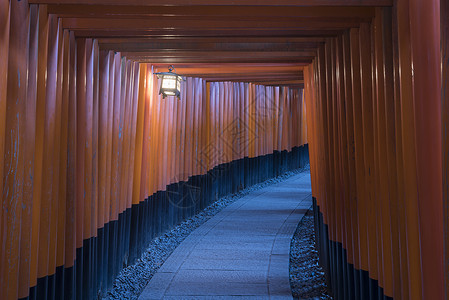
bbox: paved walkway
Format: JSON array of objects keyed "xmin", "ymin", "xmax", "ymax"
[{"xmin": 139, "ymin": 171, "xmax": 312, "ymax": 300}]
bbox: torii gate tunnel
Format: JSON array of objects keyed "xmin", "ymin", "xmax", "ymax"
[{"xmin": 0, "ymin": 0, "xmax": 448, "ymax": 299}]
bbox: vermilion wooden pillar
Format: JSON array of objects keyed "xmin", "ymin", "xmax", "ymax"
[
  {"xmin": 99, "ymin": 50, "xmax": 110, "ymax": 240},
  {"xmin": 349, "ymin": 27, "xmax": 369, "ymax": 278},
  {"xmin": 132, "ymin": 63, "xmax": 146, "ymax": 207},
  {"xmin": 409, "ymin": 0, "xmax": 444, "ymax": 298},
  {"xmin": 19, "ymin": 6, "xmax": 38, "ymax": 299},
  {"xmin": 0, "ymin": 4, "xmax": 9, "ymax": 267},
  {"xmin": 373, "ymin": 9, "xmax": 393, "ymax": 296},
  {"xmin": 30, "ymin": 5, "xmax": 49, "ymax": 292},
  {"xmin": 360, "ymin": 22, "xmax": 380, "ymax": 287},
  {"xmin": 55, "ymin": 28, "xmax": 70, "ymax": 297},
  {"xmin": 65, "ymin": 31, "xmax": 77, "ymax": 296},
  {"xmin": 342, "ymin": 31, "xmax": 361, "ymax": 292},
  {"xmin": 396, "ymin": 1, "xmax": 423, "ymax": 297},
  {"xmin": 47, "ymin": 17, "xmax": 63, "ymax": 293},
  {"xmin": 391, "ymin": 2, "xmax": 410, "ymax": 298},
  {"xmin": 38, "ymin": 10, "xmax": 60, "ymax": 298},
  {"xmin": 141, "ymin": 65, "xmax": 152, "ymax": 200},
  {"xmin": 110, "ymin": 52, "xmax": 122, "ymax": 224},
  {"xmin": 413, "ymin": 1, "xmax": 445, "ymax": 299},
  {"xmin": 76, "ymin": 37, "xmax": 87, "ymax": 253},
  {"xmin": 3, "ymin": 0, "xmax": 29, "ymax": 298},
  {"xmin": 442, "ymin": 0, "xmax": 449, "ymax": 297},
  {"xmin": 0, "ymin": 0, "xmax": 9, "ymax": 290},
  {"xmin": 318, "ymin": 45, "xmax": 330, "ymax": 235},
  {"xmin": 379, "ymin": 8, "xmax": 402, "ymax": 299}
]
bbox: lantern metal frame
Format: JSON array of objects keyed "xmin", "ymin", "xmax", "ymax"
[{"xmin": 154, "ymin": 65, "xmax": 184, "ymax": 99}]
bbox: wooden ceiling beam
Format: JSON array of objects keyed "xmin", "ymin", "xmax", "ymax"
[
  {"xmin": 206, "ymin": 79, "xmax": 305, "ymax": 85},
  {"xmin": 99, "ymin": 42, "xmax": 323, "ymax": 52},
  {"xmin": 62, "ymin": 17, "xmax": 365, "ymax": 30},
  {"xmin": 151, "ymin": 62, "xmax": 309, "ymax": 69},
  {"xmin": 128, "ymin": 57, "xmax": 314, "ymax": 64},
  {"xmin": 152, "ymin": 65, "xmax": 304, "ymax": 83},
  {"xmin": 97, "ymin": 36, "xmax": 327, "ymax": 44},
  {"xmin": 47, "ymin": 5, "xmax": 375, "ymax": 18},
  {"xmin": 125, "ymin": 58, "xmax": 315, "ymax": 64},
  {"xmin": 197, "ymin": 76, "xmax": 304, "ymax": 82},
  {"xmin": 122, "ymin": 50, "xmax": 317, "ymax": 55},
  {"xmin": 254, "ymin": 80, "xmax": 305, "ymax": 84},
  {"xmin": 30, "ymin": 0, "xmax": 392, "ymax": 6},
  {"xmin": 155, "ymin": 65, "xmax": 303, "ymax": 74},
  {"xmin": 153, "ymin": 62, "xmax": 307, "ymax": 67},
  {"xmin": 73, "ymin": 29, "xmax": 342, "ymax": 38},
  {"xmin": 121, "ymin": 51, "xmax": 316, "ymax": 61},
  {"xmin": 189, "ymin": 74, "xmax": 304, "ymax": 79},
  {"xmin": 173, "ymin": 71, "xmax": 304, "ymax": 77}
]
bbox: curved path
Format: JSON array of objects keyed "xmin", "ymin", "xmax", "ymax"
[{"xmin": 139, "ymin": 171, "xmax": 312, "ymax": 300}]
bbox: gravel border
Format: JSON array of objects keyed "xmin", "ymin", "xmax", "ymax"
[
  {"xmin": 105, "ymin": 166, "xmax": 310, "ymax": 300},
  {"xmin": 289, "ymin": 208, "xmax": 333, "ymax": 299}
]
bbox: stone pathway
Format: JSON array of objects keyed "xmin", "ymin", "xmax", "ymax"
[{"xmin": 139, "ymin": 171, "xmax": 312, "ymax": 300}]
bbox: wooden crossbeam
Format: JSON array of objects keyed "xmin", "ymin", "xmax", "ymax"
[
  {"xmin": 30, "ymin": 0, "xmax": 392, "ymax": 6},
  {"xmin": 74, "ymin": 29, "xmax": 342, "ymax": 38},
  {"xmin": 47, "ymin": 5, "xmax": 375, "ymax": 18},
  {"xmin": 62, "ymin": 17, "xmax": 366, "ymax": 30}
]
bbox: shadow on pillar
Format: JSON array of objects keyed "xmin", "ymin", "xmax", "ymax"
[{"xmin": 313, "ymin": 198, "xmax": 394, "ymax": 300}]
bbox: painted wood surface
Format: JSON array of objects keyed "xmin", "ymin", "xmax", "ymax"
[
  {"xmin": 305, "ymin": 5, "xmax": 444, "ymax": 300},
  {"xmin": 0, "ymin": 11, "xmax": 307, "ymax": 298},
  {"xmin": 1, "ymin": 1, "xmax": 446, "ymax": 299}
]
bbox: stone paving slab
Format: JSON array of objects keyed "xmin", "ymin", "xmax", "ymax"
[{"xmin": 139, "ymin": 171, "xmax": 311, "ymax": 300}]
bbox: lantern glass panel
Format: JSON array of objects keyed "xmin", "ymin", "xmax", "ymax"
[{"xmin": 162, "ymin": 75, "xmax": 177, "ymax": 90}]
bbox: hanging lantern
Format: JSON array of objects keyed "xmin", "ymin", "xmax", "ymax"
[{"xmin": 154, "ymin": 65, "xmax": 183, "ymax": 99}]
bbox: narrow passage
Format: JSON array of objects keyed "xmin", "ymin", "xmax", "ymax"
[{"xmin": 139, "ymin": 171, "xmax": 312, "ymax": 299}]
